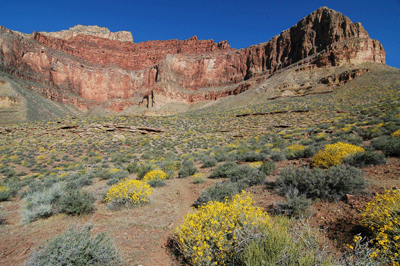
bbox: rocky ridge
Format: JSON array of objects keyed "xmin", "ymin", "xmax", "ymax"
[
  {"xmin": 0, "ymin": 7, "xmax": 386, "ymax": 118},
  {"xmin": 39, "ymin": 25, "xmax": 134, "ymax": 43}
]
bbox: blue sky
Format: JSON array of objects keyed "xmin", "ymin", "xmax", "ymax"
[{"xmin": 1, "ymin": 0, "xmax": 399, "ymax": 68}]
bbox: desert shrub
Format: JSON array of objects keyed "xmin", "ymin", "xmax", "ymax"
[
  {"xmin": 273, "ymin": 188, "xmax": 312, "ymax": 218},
  {"xmin": 21, "ymin": 176, "xmax": 61, "ymax": 197},
  {"xmin": 284, "ymin": 144, "xmax": 306, "ymax": 159},
  {"xmin": 339, "ymin": 235, "xmax": 389, "ymax": 265},
  {"xmin": 240, "ymin": 152, "xmax": 268, "ymax": 162},
  {"xmin": 343, "ymin": 150, "xmax": 387, "ymax": 168},
  {"xmin": 106, "ymin": 178, "xmax": 121, "ymax": 186},
  {"xmin": 228, "ymin": 165, "xmax": 265, "ymax": 187},
  {"xmin": 371, "ymin": 136, "xmax": 400, "ymax": 157},
  {"xmin": 270, "ymin": 149, "xmax": 287, "ymax": 161},
  {"xmin": 111, "ymin": 153, "xmax": 130, "ymax": 165},
  {"xmin": 392, "ymin": 129, "xmax": 400, "ymax": 138},
  {"xmin": 194, "ymin": 180, "xmax": 240, "ymax": 207},
  {"xmin": 214, "ymin": 152, "xmax": 228, "ymax": 162},
  {"xmin": 259, "ymin": 161, "xmax": 276, "ymax": 175},
  {"xmin": 161, "ymin": 160, "xmax": 180, "ymax": 178},
  {"xmin": 233, "ymin": 216, "xmax": 331, "ymax": 265},
  {"xmin": 335, "ymin": 133, "xmax": 364, "ymax": 146},
  {"xmin": 317, "ymin": 123, "xmax": 331, "ymax": 129},
  {"xmin": 65, "ymin": 175, "xmax": 93, "ymax": 190},
  {"xmin": 25, "ymin": 223, "xmax": 121, "ymax": 266},
  {"xmin": 143, "ymin": 170, "xmax": 167, "ymax": 182},
  {"xmin": 201, "ymin": 157, "xmax": 217, "ymax": 168},
  {"xmin": 178, "ymin": 161, "xmax": 199, "ymax": 178},
  {"xmin": 98, "ymin": 168, "xmax": 128, "ymax": 180},
  {"xmin": 57, "ymin": 189, "xmax": 96, "ymax": 215},
  {"xmin": 126, "ymin": 162, "xmax": 138, "ymax": 173},
  {"xmin": 147, "ymin": 179, "xmax": 167, "ymax": 188},
  {"xmin": 359, "ymin": 126, "xmax": 383, "ymax": 140},
  {"xmin": 136, "ymin": 164, "xmax": 156, "ymax": 180},
  {"xmin": 312, "ymin": 142, "xmax": 365, "ymax": 168},
  {"xmin": 276, "ymin": 165, "xmax": 367, "ymax": 201},
  {"xmin": 174, "ymin": 191, "xmax": 270, "ymax": 265},
  {"xmin": 192, "ymin": 173, "xmax": 205, "ymax": 184},
  {"xmin": 248, "ymin": 161, "xmax": 263, "ymax": 168},
  {"xmin": 226, "ymin": 152, "xmax": 239, "ymax": 162},
  {"xmin": 0, "ymin": 184, "xmax": 19, "ymax": 201},
  {"xmin": 104, "ymin": 179, "xmax": 152, "ymax": 208},
  {"xmin": 21, "ymin": 182, "xmax": 66, "ymax": 224},
  {"xmin": 359, "ymin": 189, "xmax": 400, "ymax": 263},
  {"xmin": 209, "ymin": 161, "xmax": 238, "ymax": 179}
]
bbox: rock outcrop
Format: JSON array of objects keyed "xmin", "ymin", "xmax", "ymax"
[
  {"xmin": 40, "ymin": 25, "xmax": 134, "ymax": 43},
  {"xmin": 0, "ymin": 7, "xmax": 386, "ymax": 115}
]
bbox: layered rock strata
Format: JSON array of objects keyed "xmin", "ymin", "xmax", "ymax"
[{"xmin": 0, "ymin": 7, "xmax": 386, "ymax": 113}]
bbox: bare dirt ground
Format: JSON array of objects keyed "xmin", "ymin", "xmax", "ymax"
[{"xmin": 0, "ymin": 158, "xmax": 399, "ymax": 265}]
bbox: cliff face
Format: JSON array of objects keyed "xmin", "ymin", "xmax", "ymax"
[{"xmin": 0, "ymin": 7, "xmax": 386, "ymax": 113}]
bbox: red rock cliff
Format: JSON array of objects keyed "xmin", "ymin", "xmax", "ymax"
[{"xmin": 0, "ymin": 7, "xmax": 386, "ymax": 112}]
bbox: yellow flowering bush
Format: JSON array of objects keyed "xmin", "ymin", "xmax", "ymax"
[
  {"xmin": 0, "ymin": 185, "xmax": 13, "ymax": 201},
  {"xmin": 104, "ymin": 179, "xmax": 152, "ymax": 206},
  {"xmin": 174, "ymin": 191, "xmax": 270, "ymax": 265},
  {"xmin": 248, "ymin": 161, "xmax": 263, "ymax": 168},
  {"xmin": 142, "ymin": 170, "xmax": 167, "ymax": 182},
  {"xmin": 37, "ymin": 155, "xmax": 46, "ymax": 161},
  {"xmin": 312, "ymin": 142, "xmax": 365, "ymax": 168},
  {"xmin": 392, "ymin": 129, "xmax": 400, "ymax": 138},
  {"xmin": 360, "ymin": 189, "xmax": 400, "ymax": 263},
  {"xmin": 286, "ymin": 144, "xmax": 306, "ymax": 152},
  {"xmin": 0, "ymin": 186, "xmax": 10, "ymax": 192}
]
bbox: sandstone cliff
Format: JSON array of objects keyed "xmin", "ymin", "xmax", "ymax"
[{"xmin": 0, "ymin": 7, "xmax": 386, "ymax": 115}]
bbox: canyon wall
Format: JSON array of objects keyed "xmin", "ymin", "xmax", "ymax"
[{"xmin": 0, "ymin": 7, "xmax": 386, "ymax": 113}]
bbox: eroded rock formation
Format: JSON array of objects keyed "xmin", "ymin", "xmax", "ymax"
[{"xmin": 0, "ymin": 7, "xmax": 386, "ymax": 114}]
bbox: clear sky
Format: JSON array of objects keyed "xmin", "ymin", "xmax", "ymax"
[{"xmin": 1, "ymin": 0, "xmax": 399, "ymax": 68}]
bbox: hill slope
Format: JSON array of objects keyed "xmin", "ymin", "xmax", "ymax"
[{"xmin": 0, "ymin": 6, "xmax": 388, "ymax": 121}]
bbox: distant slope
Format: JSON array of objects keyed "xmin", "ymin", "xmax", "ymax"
[
  {"xmin": 0, "ymin": 73, "xmax": 81, "ymax": 123},
  {"xmin": 190, "ymin": 63, "xmax": 400, "ymax": 114}
]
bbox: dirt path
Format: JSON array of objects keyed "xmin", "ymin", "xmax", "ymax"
[{"xmin": 148, "ymin": 178, "xmax": 200, "ymax": 266}]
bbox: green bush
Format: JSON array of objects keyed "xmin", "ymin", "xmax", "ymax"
[
  {"xmin": 338, "ymin": 235, "xmax": 390, "ymax": 265},
  {"xmin": 57, "ymin": 189, "xmax": 96, "ymax": 215},
  {"xmin": 147, "ymin": 179, "xmax": 167, "ymax": 188},
  {"xmin": 233, "ymin": 216, "xmax": 331, "ymax": 265},
  {"xmin": 371, "ymin": 136, "xmax": 400, "ymax": 157},
  {"xmin": 240, "ymin": 152, "xmax": 268, "ymax": 162},
  {"xmin": 21, "ymin": 182, "xmax": 66, "ymax": 224},
  {"xmin": 259, "ymin": 161, "xmax": 276, "ymax": 175},
  {"xmin": 136, "ymin": 164, "xmax": 156, "ymax": 180},
  {"xmin": 271, "ymin": 150, "xmax": 287, "ymax": 161},
  {"xmin": 194, "ymin": 180, "xmax": 240, "ymax": 207},
  {"xmin": 228, "ymin": 166, "xmax": 265, "ymax": 186},
  {"xmin": 126, "ymin": 162, "xmax": 138, "ymax": 173},
  {"xmin": 106, "ymin": 178, "xmax": 121, "ymax": 186},
  {"xmin": 209, "ymin": 161, "xmax": 238, "ymax": 179},
  {"xmin": 276, "ymin": 165, "xmax": 367, "ymax": 201},
  {"xmin": 26, "ymin": 223, "xmax": 121, "ymax": 266},
  {"xmin": 343, "ymin": 150, "xmax": 386, "ymax": 168},
  {"xmin": 98, "ymin": 168, "xmax": 128, "ymax": 180},
  {"xmin": 178, "ymin": 161, "xmax": 199, "ymax": 178},
  {"xmin": 201, "ymin": 157, "xmax": 217, "ymax": 168},
  {"xmin": 0, "ymin": 182, "xmax": 20, "ymax": 201},
  {"xmin": 273, "ymin": 188, "xmax": 311, "ymax": 218},
  {"xmin": 65, "ymin": 175, "xmax": 93, "ymax": 190}
]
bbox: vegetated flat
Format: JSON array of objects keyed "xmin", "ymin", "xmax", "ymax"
[{"xmin": 0, "ymin": 66, "xmax": 399, "ymax": 265}]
